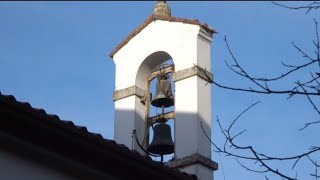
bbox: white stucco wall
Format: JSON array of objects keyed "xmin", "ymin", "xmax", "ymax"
[
  {"xmin": 0, "ymin": 149, "xmax": 76, "ymax": 180},
  {"xmin": 113, "ymin": 20, "xmax": 201, "ymax": 90},
  {"xmin": 114, "ymin": 95, "xmax": 136, "ymax": 149}
]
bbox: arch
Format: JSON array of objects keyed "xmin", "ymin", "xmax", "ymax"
[{"xmin": 135, "ymin": 51, "xmax": 174, "ymax": 89}]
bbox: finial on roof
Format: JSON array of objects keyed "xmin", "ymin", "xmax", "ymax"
[{"xmin": 153, "ymin": 1, "xmax": 171, "ymax": 17}]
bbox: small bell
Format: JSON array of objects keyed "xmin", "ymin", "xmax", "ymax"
[{"xmin": 151, "ymin": 74, "xmax": 174, "ymax": 108}]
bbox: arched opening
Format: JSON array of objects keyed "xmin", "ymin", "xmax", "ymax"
[
  {"xmin": 135, "ymin": 51, "xmax": 172, "ymax": 89},
  {"xmin": 135, "ymin": 51, "xmax": 175, "ymax": 162}
]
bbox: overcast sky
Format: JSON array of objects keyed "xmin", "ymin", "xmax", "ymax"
[{"xmin": 0, "ymin": 1, "xmax": 319, "ymax": 180}]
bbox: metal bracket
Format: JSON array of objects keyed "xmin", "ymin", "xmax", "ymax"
[{"xmin": 148, "ymin": 111, "xmax": 175, "ymax": 125}]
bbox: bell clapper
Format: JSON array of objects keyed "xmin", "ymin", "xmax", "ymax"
[{"xmin": 161, "ymin": 105, "xmax": 165, "ymax": 121}]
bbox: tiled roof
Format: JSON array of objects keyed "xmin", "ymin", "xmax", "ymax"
[
  {"xmin": 109, "ymin": 14, "xmax": 217, "ymax": 58},
  {"xmin": 0, "ymin": 91, "xmax": 196, "ymax": 180}
]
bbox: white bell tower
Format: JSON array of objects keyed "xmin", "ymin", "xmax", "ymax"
[{"xmin": 110, "ymin": 1, "xmax": 218, "ymax": 180}]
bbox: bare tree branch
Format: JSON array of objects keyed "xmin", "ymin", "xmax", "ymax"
[
  {"xmin": 272, "ymin": 2, "xmax": 320, "ymax": 14},
  {"xmin": 203, "ymin": 103, "xmax": 320, "ymax": 179},
  {"xmin": 211, "ymin": 2, "xmax": 320, "ymax": 179}
]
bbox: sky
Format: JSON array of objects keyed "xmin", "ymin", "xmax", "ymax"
[{"xmin": 0, "ymin": 1, "xmax": 319, "ymax": 180}]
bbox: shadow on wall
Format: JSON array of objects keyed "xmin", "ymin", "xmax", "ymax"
[{"xmin": 114, "ymin": 108, "xmax": 212, "ymax": 162}]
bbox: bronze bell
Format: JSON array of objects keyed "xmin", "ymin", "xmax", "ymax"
[
  {"xmin": 147, "ymin": 123, "xmax": 174, "ymax": 155},
  {"xmin": 151, "ymin": 75, "xmax": 174, "ymax": 108}
]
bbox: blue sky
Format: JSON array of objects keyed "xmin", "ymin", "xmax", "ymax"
[{"xmin": 0, "ymin": 1, "xmax": 319, "ymax": 180}]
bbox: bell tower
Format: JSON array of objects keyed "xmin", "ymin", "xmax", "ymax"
[{"xmin": 110, "ymin": 1, "xmax": 218, "ymax": 180}]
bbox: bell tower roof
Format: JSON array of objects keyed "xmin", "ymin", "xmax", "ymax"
[{"xmin": 109, "ymin": 1, "xmax": 217, "ymax": 59}]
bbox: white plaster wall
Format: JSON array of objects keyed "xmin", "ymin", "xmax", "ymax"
[
  {"xmin": 174, "ymin": 76, "xmax": 199, "ymax": 157},
  {"xmin": 196, "ymin": 31, "xmax": 212, "ymax": 158},
  {"xmin": 114, "ymin": 96, "xmax": 136, "ymax": 149},
  {"xmin": 197, "ymin": 76, "xmax": 212, "ymax": 158},
  {"xmin": 114, "ymin": 95, "xmax": 146, "ymax": 154},
  {"xmin": 197, "ymin": 29, "xmax": 212, "ymax": 68},
  {"xmin": 174, "ymin": 76, "xmax": 211, "ymax": 159},
  {"xmin": 113, "ymin": 20, "xmax": 201, "ymax": 90},
  {"xmin": 0, "ymin": 149, "xmax": 75, "ymax": 180}
]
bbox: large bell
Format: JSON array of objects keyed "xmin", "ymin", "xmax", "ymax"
[
  {"xmin": 151, "ymin": 75, "xmax": 174, "ymax": 108},
  {"xmin": 147, "ymin": 123, "xmax": 174, "ymax": 155}
]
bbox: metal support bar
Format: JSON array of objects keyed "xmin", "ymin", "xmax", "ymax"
[
  {"xmin": 148, "ymin": 111, "xmax": 175, "ymax": 125},
  {"xmin": 148, "ymin": 65, "xmax": 175, "ymax": 82}
]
